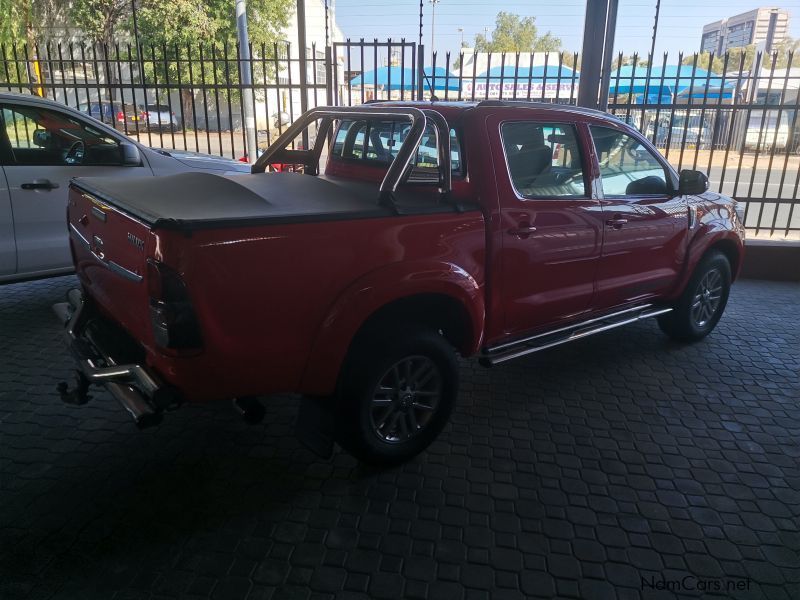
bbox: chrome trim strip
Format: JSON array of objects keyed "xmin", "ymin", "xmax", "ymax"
[
  {"xmin": 485, "ymin": 307, "xmax": 672, "ymax": 365},
  {"xmin": 107, "ymin": 260, "xmax": 143, "ymax": 283},
  {"xmin": 488, "ymin": 304, "xmax": 653, "ymax": 353},
  {"xmin": 69, "ymin": 223, "xmax": 143, "ymax": 283},
  {"xmin": 69, "ymin": 222, "xmax": 90, "ymax": 249}
]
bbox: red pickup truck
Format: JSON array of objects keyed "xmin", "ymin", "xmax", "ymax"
[{"xmin": 55, "ymin": 101, "xmax": 745, "ymax": 465}]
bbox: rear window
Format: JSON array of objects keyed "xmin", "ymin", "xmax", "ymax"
[
  {"xmin": 146, "ymin": 104, "xmax": 171, "ymax": 112},
  {"xmin": 331, "ymin": 119, "xmax": 462, "ymax": 173}
]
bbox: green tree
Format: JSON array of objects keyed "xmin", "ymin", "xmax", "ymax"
[
  {"xmin": 135, "ymin": 0, "xmax": 294, "ymax": 124},
  {"xmin": 473, "ymin": 12, "xmax": 562, "ymax": 54},
  {"xmin": 454, "ymin": 12, "xmax": 563, "ymax": 70}
]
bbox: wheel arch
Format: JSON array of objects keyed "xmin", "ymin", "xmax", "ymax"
[
  {"xmin": 707, "ymin": 238, "xmax": 742, "ymax": 281},
  {"xmin": 299, "ymin": 262, "xmax": 485, "ymax": 396}
]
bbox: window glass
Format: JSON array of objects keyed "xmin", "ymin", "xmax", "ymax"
[
  {"xmin": 331, "ymin": 119, "xmax": 462, "ymax": 173},
  {"xmin": 2, "ymin": 104, "xmax": 122, "ymax": 166},
  {"xmin": 501, "ymin": 121, "xmax": 586, "ymax": 198},
  {"xmin": 590, "ymin": 126, "xmax": 669, "ymax": 196}
]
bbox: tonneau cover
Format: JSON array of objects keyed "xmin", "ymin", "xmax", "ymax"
[{"xmin": 70, "ymin": 171, "xmax": 393, "ymax": 230}]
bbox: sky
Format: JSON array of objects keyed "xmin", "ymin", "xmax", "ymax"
[{"xmin": 330, "ymin": 0, "xmax": 800, "ymax": 63}]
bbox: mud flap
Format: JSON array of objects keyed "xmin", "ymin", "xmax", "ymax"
[{"xmin": 295, "ymin": 395, "xmax": 335, "ymax": 459}]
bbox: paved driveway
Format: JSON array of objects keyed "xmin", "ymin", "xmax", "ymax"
[{"xmin": 1, "ymin": 276, "xmax": 798, "ymax": 600}]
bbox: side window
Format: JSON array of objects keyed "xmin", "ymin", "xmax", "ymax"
[
  {"xmin": 590, "ymin": 126, "xmax": 669, "ymax": 196},
  {"xmin": 1, "ymin": 104, "xmax": 123, "ymax": 167},
  {"xmin": 501, "ymin": 121, "xmax": 586, "ymax": 198}
]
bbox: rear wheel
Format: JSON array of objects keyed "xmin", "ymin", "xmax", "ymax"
[
  {"xmin": 337, "ymin": 325, "xmax": 458, "ymax": 466},
  {"xmin": 658, "ymin": 250, "xmax": 731, "ymax": 342}
]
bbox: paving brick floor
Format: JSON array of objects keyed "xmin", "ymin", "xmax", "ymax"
[{"xmin": 1, "ymin": 276, "xmax": 798, "ymax": 600}]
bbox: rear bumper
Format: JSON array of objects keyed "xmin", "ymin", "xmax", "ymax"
[{"xmin": 53, "ymin": 289, "xmax": 177, "ymax": 427}]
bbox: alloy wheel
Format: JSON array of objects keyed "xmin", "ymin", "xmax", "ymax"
[
  {"xmin": 691, "ymin": 268, "xmax": 723, "ymax": 327},
  {"xmin": 369, "ymin": 355, "xmax": 442, "ymax": 444}
]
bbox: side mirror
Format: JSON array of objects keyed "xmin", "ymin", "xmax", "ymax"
[
  {"xmin": 678, "ymin": 169, "xmax": 709, "ymax": 196},
  {"xmin": 119, "ymin": 142, "xmax": 142, "ymax": 166},
  {"xmin": 32, "ymin": 129, "xmax": 51, "ymax": 147}
]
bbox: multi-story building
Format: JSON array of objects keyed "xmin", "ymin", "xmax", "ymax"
[{"xmin": 701, "ymin": 7, "xmax": 789, "ymax": 54}]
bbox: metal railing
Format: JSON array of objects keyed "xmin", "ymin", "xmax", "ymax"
[{"xmin": 1, "ymin": 41, "xmax": 798, "ymax": 239}]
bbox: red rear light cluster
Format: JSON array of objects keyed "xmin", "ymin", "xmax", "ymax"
[
  {"xmin": 146, "ymin": 259, "xmax": 202, "ymax": 350},
  {"xmin": 116, "ymin": 111, "xmax": 125, "ymax": 122}
]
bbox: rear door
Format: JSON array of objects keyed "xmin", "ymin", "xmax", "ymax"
[
  {"xmin": 0, "ymin": 101, "xmax": 152, "ymax": 274},
  {"xmin": 490, "ymin": 115, "xmax": 603, "ymax": 336},
  {"xmin": 589, "ymin": 124, "xmax": 688, "ymax": 308},
  {"xmin": 0, "ymin": 136, "xmax": 15, "ymax": 276}
]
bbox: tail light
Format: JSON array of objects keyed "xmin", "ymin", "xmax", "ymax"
[
  {"xmin": 146, "ymin": 259, "xmax": 202, "ymax": 350},
  {"xmin": 117, "ymin": 111, "xmax": 125, "ymax": 122}
]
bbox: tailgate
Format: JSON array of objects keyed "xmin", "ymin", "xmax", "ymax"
[{"xmin": 68, "ymin": 181, "xmax": 154, "ymax": 342}]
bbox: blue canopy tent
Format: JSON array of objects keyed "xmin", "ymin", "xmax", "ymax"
[
  {"xmin": 608, "ymin": 65, "xmax": 736, "ymax": 104},
  {"xmin": 349, "ymin": 66, "xmax": 459, "ymax": 91}
]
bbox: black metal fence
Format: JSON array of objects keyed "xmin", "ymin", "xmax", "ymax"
[{"xmin": 1, "ymin": 41, "xmax": 798, "ymax": 238}]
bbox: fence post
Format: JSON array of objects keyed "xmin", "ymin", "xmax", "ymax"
[
  {"xmin": 297, "ymin": 0, "xmax": 309, "ymax": 145},
  {"xmin": 325, "ymin": 46, "xmax": 334, "ymax": 106},
  {"xmin": 417, "ymin": 44, "xmax": 425, "ymax": 101},
  {"xmin": 577, "ymin": 0, "xmax": 618, "ymax": 110}
]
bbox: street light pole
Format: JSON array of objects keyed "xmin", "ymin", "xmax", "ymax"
[
  {"xmin": 458, "ymin": 27, "xmax": 464, "ymax": 48},
  {"xmin": 235, "ymin": 0, "xmax": 258, "ymax": 164}
]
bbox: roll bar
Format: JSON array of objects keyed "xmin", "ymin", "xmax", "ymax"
[{"xmin": 251, "ymin": 105, "xmax": 452, "ymax": 204}]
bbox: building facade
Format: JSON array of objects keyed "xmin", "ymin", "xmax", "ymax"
[{"xmin": 701, "ymin": 8, "xmax": 790, "ymax": 54}]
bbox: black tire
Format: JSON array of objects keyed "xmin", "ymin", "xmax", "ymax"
[
  {"xmin": 658, "ymin": 250, "xmax": 731, "ymax": 342},
  {"xmin": 337, "ymin": 325, "xmax": 458, "ymax": 466}
]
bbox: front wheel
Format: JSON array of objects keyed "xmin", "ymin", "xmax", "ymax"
[
  {"xmin": 337, "ymin": 326, "xmax": 458, "ymax": 466},
  {"xmin": 658, "ymin": 250, "xmax": 731, "ymax": 342}
]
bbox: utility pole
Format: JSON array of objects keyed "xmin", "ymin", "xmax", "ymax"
[
  {"xmin": 430, "ymin": 0, "xmax": 440, "ymax": 64},
  {"xmin": 419, "ymin": 0, "xmax": 424, "ymax": 47},
  {"xmin": 649, "ymin": 0, "xmax": 660, "ymax": 68},
  {"xmin": 235, "ymin": 0, "xmax": 258, "ymax": 164},
  {"xmin": 132, "ymin": 0, "xmax": 144, "ymax": 98}
]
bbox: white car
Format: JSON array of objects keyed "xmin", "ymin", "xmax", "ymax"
[
  {"xmin": 0, "ymin": 92, "xmax": 249, "ymax": 283},
  {"xmin": 143, "ymin": 103, "xmax": 181, "ymax": 131}
]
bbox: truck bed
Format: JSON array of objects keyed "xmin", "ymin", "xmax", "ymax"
[{"xmin": 71, "ymin": 171, "xmax": 397, "ymax": 231}]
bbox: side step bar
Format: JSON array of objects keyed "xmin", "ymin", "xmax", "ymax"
[{"xmin": 481, "ymin": 304, "xmax": 672, "ymax": 366}]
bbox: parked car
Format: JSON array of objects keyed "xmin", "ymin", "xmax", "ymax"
[
  {"xmin": 645, "ymin": 113, "xmax": 713, "ymax": 149},
  {"xmin": 142, "ymin": 103, "xmax": 181, "ymax": 132},
  {"xmin": 743, "ymin": 110, "xmax": 790, "ymax": 151},
  {"xmin": 77, "ymin": 101, "xmax": 121, "ymax": 126},
  {"xmin": 0, "ymin": 92, "xmax": 250, "ymax": 283},
  {"xmin": 55, "ymin": 101, "xmax": 745, "ymax": 465}
]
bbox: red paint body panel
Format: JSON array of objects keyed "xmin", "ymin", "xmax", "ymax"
[{"xmin": 66, "ymin": 101, "xmax": 745, "ymax": 405}]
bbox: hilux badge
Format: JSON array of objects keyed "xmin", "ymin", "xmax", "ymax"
[{"xmin": 127, "ymin": 233, "xmax": 145, "ymax": 251}]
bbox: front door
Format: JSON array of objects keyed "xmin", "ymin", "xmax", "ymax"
[
  {"xmin": 0, "ymin": 103, "xmax": 151, "ymax": 275},
  {"xmin": 588, "ymin": 125, "xmax": 688, "ymax": 308},
  {"xmin": 491, "ymin": 117, "xmax": 603, "ymax": 338}
]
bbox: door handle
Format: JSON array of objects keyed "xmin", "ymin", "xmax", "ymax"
[
  {"xmin": 507, "ymin": 225, "xmax": 537, "ymax": 236},
  {"xmin": 21, "ymin": 179, "xmax": 59, "ymax": 190},
  {"xmin": 605, "ymin": 217, "xmax": 628, "ymax": 228}
]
